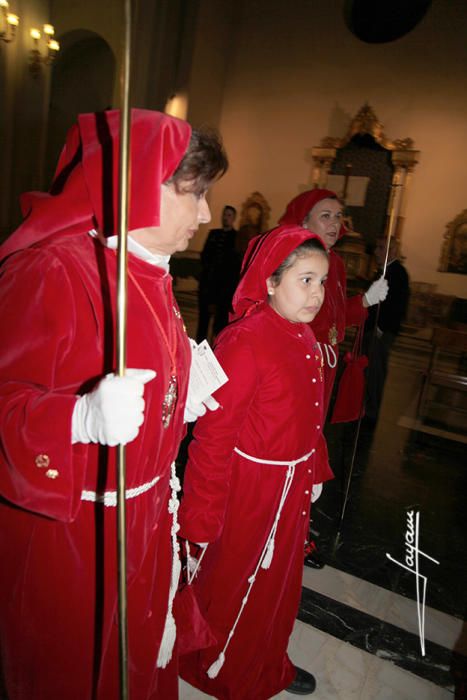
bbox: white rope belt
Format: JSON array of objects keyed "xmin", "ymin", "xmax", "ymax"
[
  {"xmin": 206, "ymin": 445, "xmax": 314, "ymax": 679},
  {"xmin": 318, "ymin": 342, "xmax": 337, "ymax": 369},
  {"xmin": 81, "ymin": 465, "xmax": 181, "ymax": 669},
  {"xmin": 233, "ymin": 446, "xmax": 314, "ymax": 467},
  {"xmin": 81, "ymin": 475, "xmax": 162, "ymax": 507}
]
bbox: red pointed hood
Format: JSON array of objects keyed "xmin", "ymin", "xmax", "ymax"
[
  {"xmin": 231, "ymin": 224, "xmax": 326, "ymax": 322},
  {"xmin": 278, "ymin": 188, "xmax": 347, "ymax": 239},
  {"xmin": 0, "ymin": 109, "xmax": 191, "ymax": 260}
]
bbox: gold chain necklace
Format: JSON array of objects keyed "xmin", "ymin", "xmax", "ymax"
[{"xmin": 126, "ymin": 264, "xmax": 180, "ymax": 429}]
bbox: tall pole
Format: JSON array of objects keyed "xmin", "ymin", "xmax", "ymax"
[
  {"xmin": 116, "ymin": 0, "xmax": 132, "ymax": 697},
  {"xmin": 337, "ymin": 169, "xmax": 407, "ymax": 531}
]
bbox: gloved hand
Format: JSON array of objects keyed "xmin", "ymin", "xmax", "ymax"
[
  {"xmin": 184, "ymin": 338, "xmax": 220, "ymax": 422},
  {"xmin": 184, "ymin": 393, "xmax": 220, "ymax": 422},
  {"xmin": 364, "ymin": 276, "xmax": 389, "ymax": 307},
  {"xmin": 311, "ymin": 483, "xmax": 323, "ymax": 503},
  {"xmin": 72, "ymin": 368, "xmax": 156, "ymax": 446}
]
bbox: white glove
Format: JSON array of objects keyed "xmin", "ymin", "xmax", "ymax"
[
  {"xmin": 184, "ymin": 393, "xmax": 219, "ymax": 422},
  {"xmin": 72, "ymin": 368, "xmax": 156, "ymax": 446},
  {"xmin": 311, "ymin": 483, "xmax": 323, "ymax": 503},
  {"xmin": 184, "ymin": 338, "xmax": 220, "ymax": 422},
  {"xmin": 364, "ymin": 276, "xmax": 389, "ymax": 306}
]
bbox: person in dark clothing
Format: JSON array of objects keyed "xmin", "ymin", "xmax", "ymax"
[
  {"xmin": 363, "ymin": 236, "xmax": 410, "ymax": 424},
  {"xmin": 196, "ymin": 205, "xmax": 241, "ymax": 342}
]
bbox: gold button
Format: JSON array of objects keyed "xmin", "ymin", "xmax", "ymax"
[
  {"xmin": 35, "ymin": 454, "xmax": 50, "ymax": 468},
  {"xmin": 45, "ymin": 469, "xmax": 59, "ymax": 480}
]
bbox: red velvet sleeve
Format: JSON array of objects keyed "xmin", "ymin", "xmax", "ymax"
[
  {"xmin": 314, "ymin": 433, "xmax": 334, "ymax": 483},
  {"xmin": 0, "ymin": 250, "xmax": 89, "ymax": 521},
  {"xmin": 345, "ymin": 294, "xmax": 368, "ymax": 328},
  {"xmin": 179, "ymin": 329, "xmax": 258, "ymax": 543}
]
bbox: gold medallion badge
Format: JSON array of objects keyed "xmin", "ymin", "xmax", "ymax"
[{"xmin": 328, "ymin": 324, "xmax": 338, "ymax": 346}]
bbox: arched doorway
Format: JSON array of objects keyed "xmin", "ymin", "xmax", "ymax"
[{"xmin": 45, "ymin": 30, "xmax": 116, "ymax": 185}]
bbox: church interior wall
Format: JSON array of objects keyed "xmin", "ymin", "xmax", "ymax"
[
  {"xmin": 0, "ymin": 0, "xmax": 52, "ymax": 235},
  {"xmin": 1, "ymin": 0, "xmax": 466, "ymax": 300},
  {"xmin": 185, "ymin": 0, "xmax": 238, "ymax": 131},
  {"xmin": 0, "ymin": 0, "xmax": 201, "ymax": 232},
  {"xmin": 189, "ymin": 0, "xmax": 467, "ymax": 299}
]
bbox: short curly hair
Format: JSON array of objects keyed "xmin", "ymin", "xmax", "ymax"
[{"xmin": 168, "ymin": 127, "xmax": 228, "ymax": 195}]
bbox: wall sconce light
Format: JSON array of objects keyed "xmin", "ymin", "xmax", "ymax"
[
  {"xmin": 29, "ymin": 24, "xmax": 60, "ymax": 77},
  {"xmin": 164, "ymin": 92, "xmax": 189, "ymax": 121},
  {"xmin": 0, "ymin": 0, "xmax": 20, "ymax": 43}
]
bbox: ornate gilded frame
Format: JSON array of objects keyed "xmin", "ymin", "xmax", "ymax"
[
  {"xmin": 311, "ymin": 103, "xmax": 419, "ymax": 242},
  {"xmin": 439, "ymin": 209, "xmax": 467, "ymax": 274},
  {"xmin": 239, "ymin": 191, "xmax": 271, "ymax": 232}
]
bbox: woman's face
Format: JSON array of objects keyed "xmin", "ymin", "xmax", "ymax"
[
  {"xmin": 131, "ymin": 180, "xmax": 211, "ymax": 256},
  {"xmin": 267, "ymin": 251, "xmax": 328, "ymax": 324},
  {"xmin": 304, "ymin": 198, "xmax": 343, "ymax": 250}
]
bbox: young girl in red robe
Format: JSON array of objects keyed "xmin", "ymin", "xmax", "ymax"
[
  {"xmin": 279, "ymin": 189, "xmax": 388, "ymax": 570},
  {"xmin": 178, "ymin": 225, "xmax": 333, "ymax": 699}
]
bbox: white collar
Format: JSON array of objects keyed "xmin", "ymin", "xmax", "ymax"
[{"xmin": 88, "ymin": 230, "xmax": 171, "ymax": 272}]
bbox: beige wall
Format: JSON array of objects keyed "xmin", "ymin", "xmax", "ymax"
[
  {"xmin": 0, "ymin": 0, "xmax": 53, "ymax": 233},
  {"xmin": 1, "ymin": 0, "xmax": 123, "ymax": 233},
  {"xmin": 1, "ymin": 0, "xmax": 203, "ymax": 235},
  {"xmin": 51, "ymin": 0, "xmax": 122, "ymax": 99},
  {"xmin": 193, "ymin": 0, "xmax": 467, "ymax": 297},
  {"xmin": 2, "ymin": 0, "xmax": 467, "ymax": 300}
]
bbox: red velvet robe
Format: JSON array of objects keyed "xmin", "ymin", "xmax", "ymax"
[
  {"xmin": 311, "ymin": 249, "xmax": 367, "ymax": 417},
  {"xmin": 0, "ymin": 232, "xmax": 190, "ymax": 699},
  {"xmin": 178, "ymin": 303, "xmax": 333, "ymax": 700}
]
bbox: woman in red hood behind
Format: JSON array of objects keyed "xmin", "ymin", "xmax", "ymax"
[{"xmin": 279, "ymin": 188, "xmax": 388, "ymax": 418}]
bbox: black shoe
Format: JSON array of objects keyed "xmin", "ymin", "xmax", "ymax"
[
  {"xmin": 286, "ymin": 666, "xmax": 316, "ymax": 695},
  {"xmin": 304, "ymin": 551, "xmax": 325, "ymax": 569}
]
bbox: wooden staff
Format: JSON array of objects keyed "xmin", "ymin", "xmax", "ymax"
[
  {"xmin": 337, "ymin": 169, "xmax": 406, "ymax": 531},
  {"xmin": 116, "ymin": 0, "xmax": 132, "ymax": 697}
]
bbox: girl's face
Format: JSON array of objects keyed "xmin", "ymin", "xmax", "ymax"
[
  {"xmin": 304, "ymin": 198, "xmax": 343, "ymax": 249},
  {"xmin": 267, "ymin": 251, "xmax": 328, "ymax": 324}
]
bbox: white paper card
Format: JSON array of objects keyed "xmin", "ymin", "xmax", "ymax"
[{"xmin": 189, "ymin": 340, "xmax": 229, "ymax": 404}]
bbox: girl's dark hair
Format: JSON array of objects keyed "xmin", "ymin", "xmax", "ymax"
[
  {"xmin": 169, "ymin": 127, "xmax": 228, "ymax": 195},
  {"xmin": 270, "ymin": 238, "xmax": 328, "ymax": 285}
]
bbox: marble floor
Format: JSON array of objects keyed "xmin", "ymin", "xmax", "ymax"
[{"xmin": 174, "ymin": 286, "xmax": 466, "ymax": 699}]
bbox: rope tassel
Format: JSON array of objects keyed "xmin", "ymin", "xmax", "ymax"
[
  {"xmin": 157, "ymin": 611, "xmax": 176, "ymax": 668},
  {"xmin": 261, "ymin": 537, "xmax": 275, "ymax": 569},
  {"xmin": 207, "ymin": 652, "xmax": 225, "ymax": 679},
  {"xmin": 156, "ymin": 462, "xmax": 182, "ymax": 669}
]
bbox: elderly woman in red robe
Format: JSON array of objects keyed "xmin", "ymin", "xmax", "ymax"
[
  {"xmin": 0, "ymin": 110, "xmax": 227, "ymax": 699},
  {"xmin": 279, "ymin": 188, "xmax": 388, "ymax": 418},
  {"xmin": 179, "ymin": 225, "xmax": 333, "ymax": 698}
]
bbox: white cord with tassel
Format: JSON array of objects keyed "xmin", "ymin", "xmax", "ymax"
[
  {"xmin": 206, "ymin": 446, "xmax": 314, "ymax": 679},
  {"xmin": 318, "ymin": 342, "xmax": 337, "ymax": 369},
  {"xmin": 156, "ymin": 462, "xmax": 182, "ymax": 669},
  {"xmin": 261, "ymin": 464, "xmax": 294, "ymax": 569}
]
